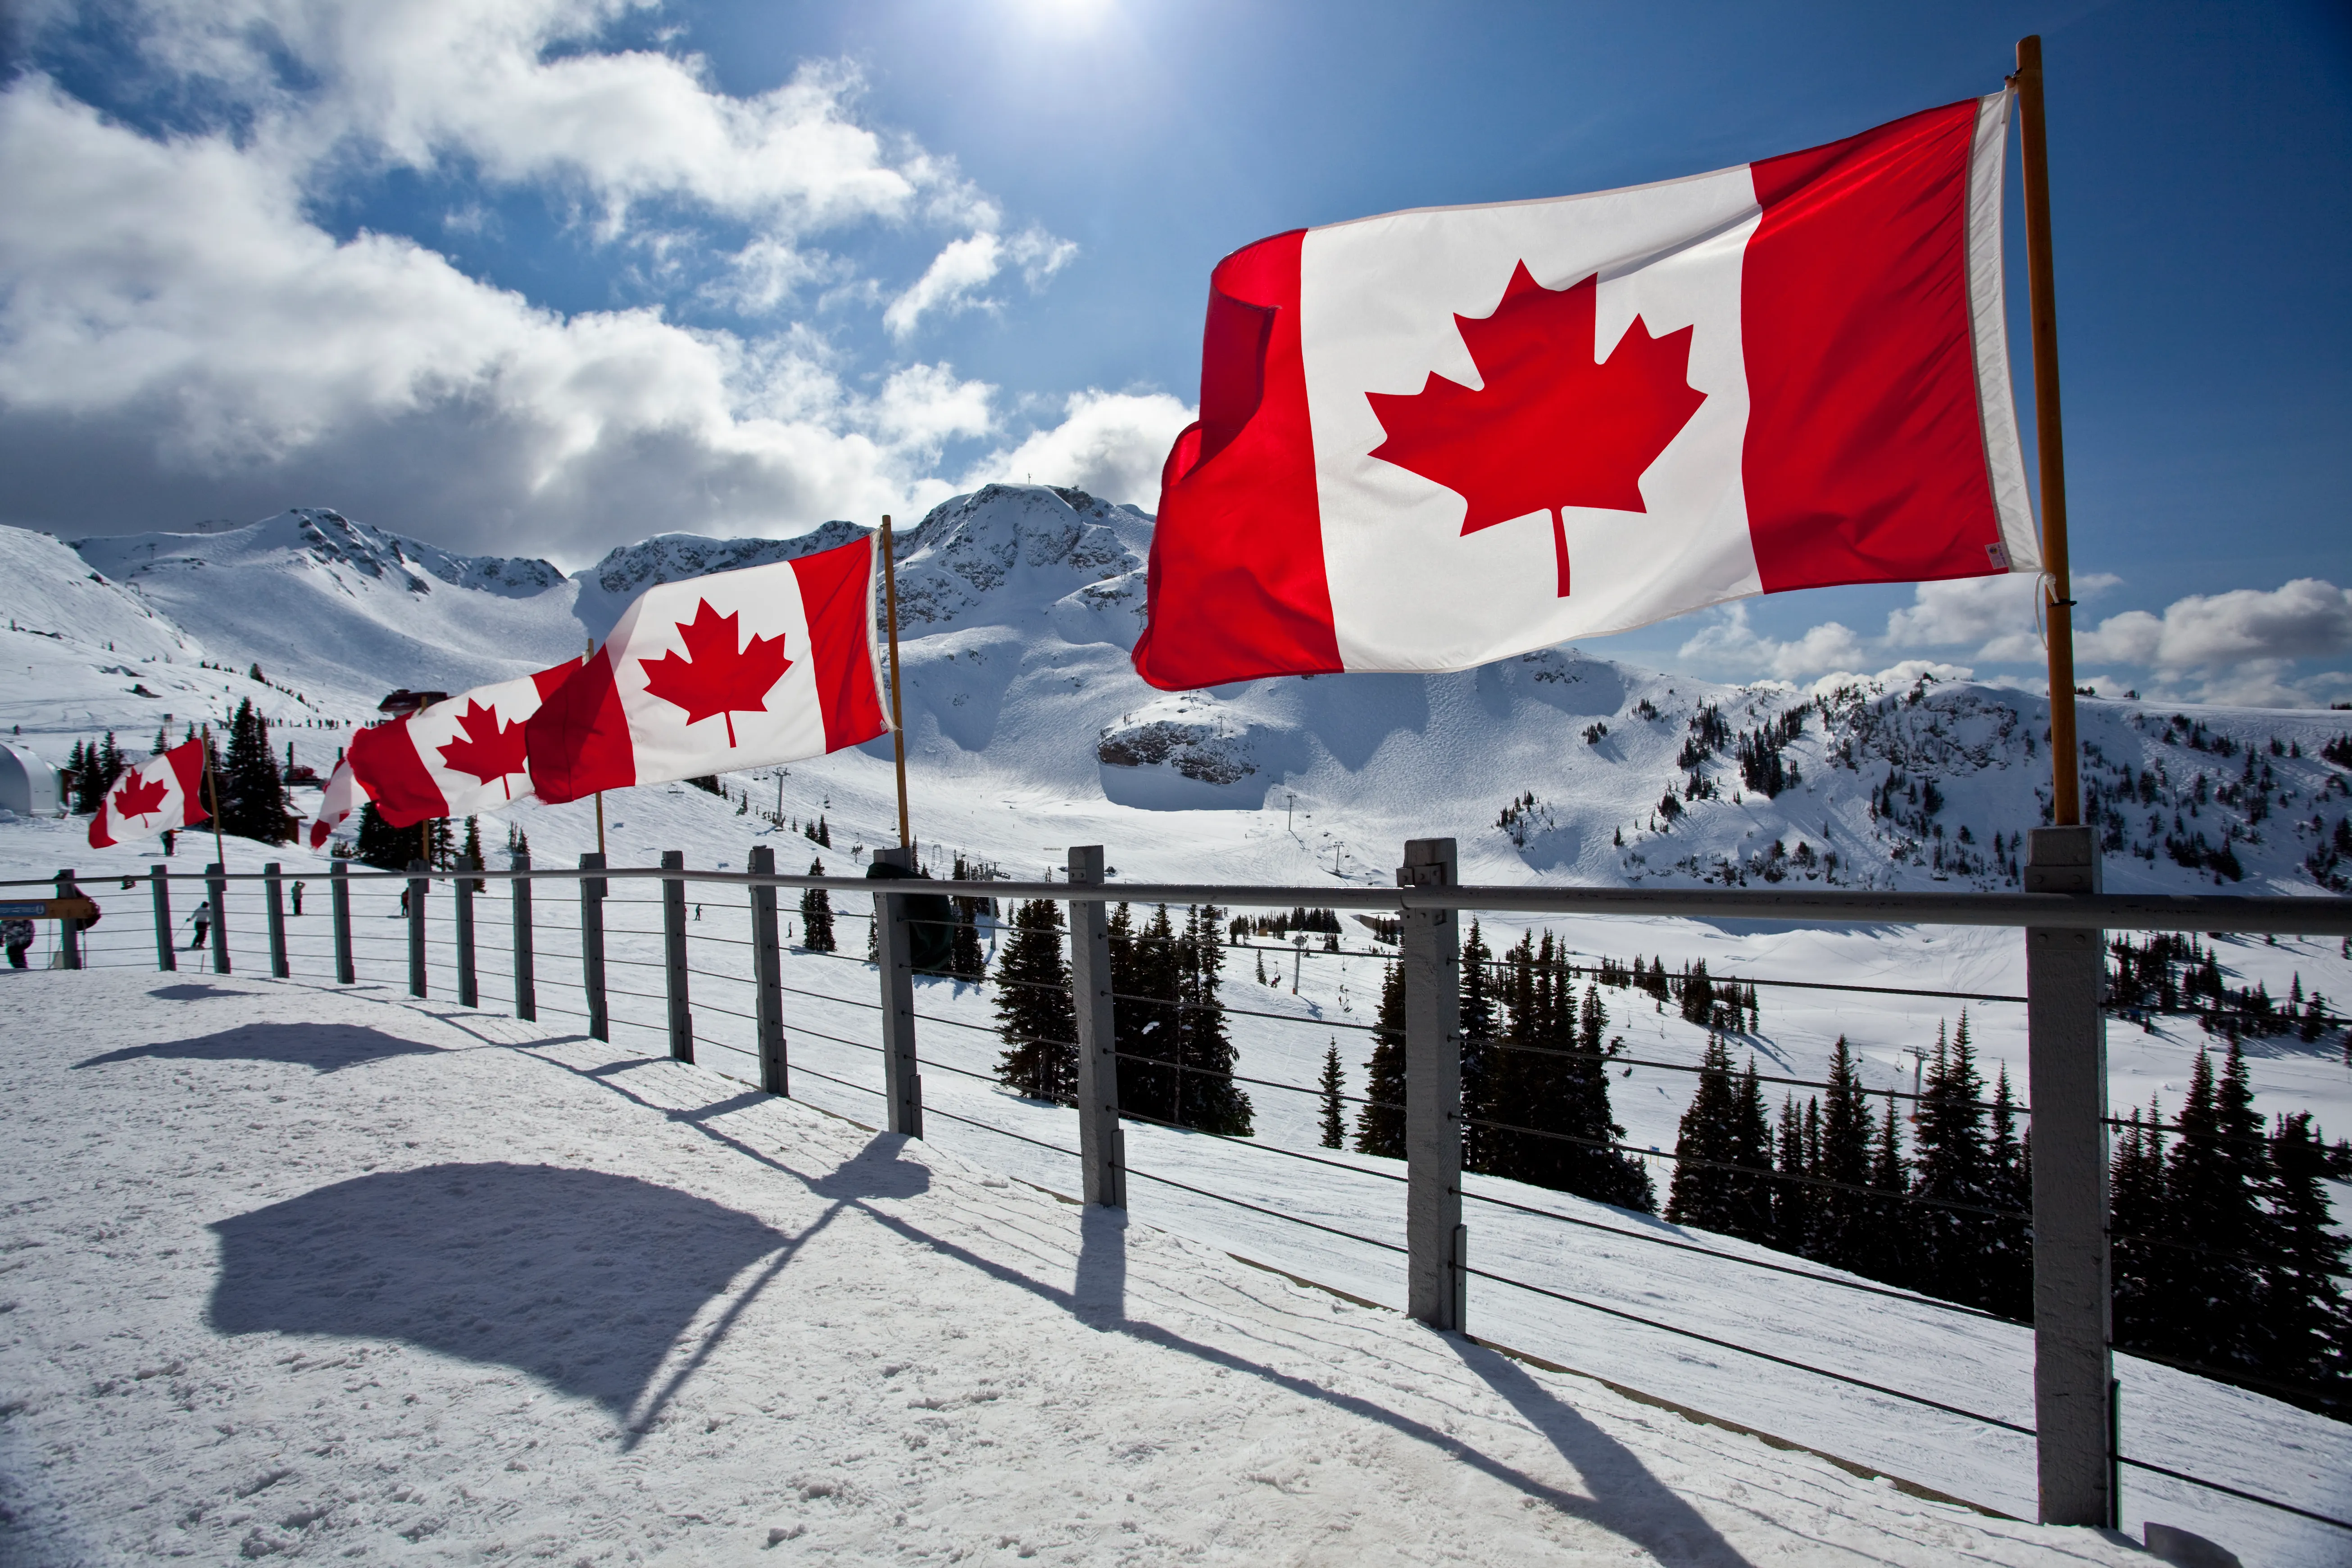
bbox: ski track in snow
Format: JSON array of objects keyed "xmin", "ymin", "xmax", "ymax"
[{"xmin": 0, "ymin": 967, "xmax": 2184, "ymax": 1566}]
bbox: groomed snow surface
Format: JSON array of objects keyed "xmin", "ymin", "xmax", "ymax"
[{"xmin": 2, "ymin": 968, "xmax": 2173, "ymax": 1568}]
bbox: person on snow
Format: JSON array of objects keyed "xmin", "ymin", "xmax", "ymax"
[
  {"xmin": 3, "ymin": 917, "xmax": 33, "ymax": 968},
  {"xmin": 187, "ymin": 897, "xmax": 211, "ymax": 951},
  {"xmin": 291, "ymin": 880, "xmax": 305, "ymax": 917}
]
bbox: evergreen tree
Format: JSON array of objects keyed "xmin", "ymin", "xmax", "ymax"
[
  {"xmin": 222, "ymin": 698, "xmax": 294, "ymax": 843},
  {"xmin": 2259, "ymin": 1112, "xmax": 2352, "ymax": 1409},
  {"xmin": 1772, "ymin": 1094, "xmax": 1815, "ymax": 1254},
  {"xmin": 798, "ymin": 859, "xmax": 836, "ymax": 951},
  {"xmin": 1812, "ymin": 1037, "xmax": 1876, "ymax": 1273},
  {"xmin": 1353, "ymin": 959, "xmax": 1407, "ymax": 1158},
  {"xmin": 96, "ymin": 733, "xmax": 124, "ymax": 799},
  {"xmin": 1459, "ymin": 921, "xmax": 1497, "ymax": 1173},
  {"xmin": 1862, "ymin": 1095, "xmax": 1911, "ymax": 1286},
  {"xmin": 66, "ymin": 740, "xmax": 91, "ymax": 812},
  {"xmin": 352, "ymin": 800, "xmax": 409, "ymax": 871},
  {"xmin": 1984, "ymin": 1065, "xmax": 2033, "ymax": 1320},
  {"xmin": 1486, "ymin": 935, "xmax": 1653, "ymax": 1209},
  {"xmin": 2108, "ymin": 1100, "xmax": 2170, "ymax": 1353},
  {"xmin": 1112, "ymin": 904, "xmax": 1183, "ymax": 1123},
  {"xmin": 1911, "ymin": 1015, "xmax": 1997, "ymax": 1308},
  {"xmin": 1665, "ymin": 1036, "xmax": 1772, "ymax": 1241},
  {"xmin": 2160, "ymin": 1044, "xmax": 2268, "ymax": 1373},
  {"xmin": 1173, "ymin": 903, "xmax": 1252, "ymax": 1134},
  {"xmin": 461, "ymin": 816, "xmax": 485, "ymax": 891},
  {"xmin": 947, "ymin": 856, "xmax": 988, "ymax": 981},
  {"xmin": 428, "ymin": 816, "xmax": 456, "ymax": 869},
  {"xmin": 1319, "ymin": 1042, "xmax": 1346, "ymax": 1150},
  {"xmin": 992, "ymin": 898, "xmax": 1076, "ymax": 1101}
]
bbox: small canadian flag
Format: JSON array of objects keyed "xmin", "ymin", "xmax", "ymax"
[
  {"xmin": 343, "ymin": 661, "xmax": 582, "ymax": 831},
  {"xmin": 88, "ymin": 738, "xmax": 210, "ymax": 849},
  {"xmin": 525, "ymin": 536, "xmax": 890, "ymax": 803}
]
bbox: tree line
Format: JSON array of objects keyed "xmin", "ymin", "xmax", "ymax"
[{"xmin": 990, "ymin": 899, "xmax": 1252, "ymax": 1136}]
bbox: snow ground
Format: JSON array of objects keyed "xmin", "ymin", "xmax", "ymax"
[
  {"xmin": 0, "ymin": 968, "xmax": 2177, "ymax": 1568},
  {"xmin": 7, "ymin": 805, "xmax": 2351, "ymax": 1565}
]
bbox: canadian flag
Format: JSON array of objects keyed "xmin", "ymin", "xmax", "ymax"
[
  {"xmin": 343, "ymin": 661, "xmax": 582, "ymax": 829},
  {"xmin": 306, "ymin": 754, "xmax": 366, "ymax": 850},
  {"xmin": 525, "ymin": 536, "xmax": 890, "ymax": 804},
  {"xmin": 87, "ymin": 738, "xmax": 210, "ymax": 848},
  {"xmin": 1132, "ymin": 94, "xmax": 2038, "ymax": 690}
]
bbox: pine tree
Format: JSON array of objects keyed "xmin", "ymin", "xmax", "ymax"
[
  {"xmin": 96, "ymin": 733, "xmax": 124, "ymax": 799},
  {"xmin": 1665, "ymin": 1036, "xmax": 1771, "ymax": 1241},
  {"xmin": 1112, "ymin": 904, "xmax": 1183, "ymax": 1123},
  {"xmin": 428, "ymin": 815, "xmax": 456, "ymax": 869},
  {"xmin": 798, "ymin": 859, "xmax": 836, "ymax": 951},
  {"xmin": 461, "ymin": 816, "xmax": 485, "ymax": 891},
  {"xmin": 1172, "ymin": 904, "xmax": 1252, "ymax": 1134},
  {"xmin": 1912, "ymin": 1014, "xmax": 1996, "ymax": 1308},
  {"xmin": 353, "ymin": 801, "xmax": 409, "ymax": 871},
  {"xmin": 1772, "ymin": 1094, "xmax": 1814, "ymax": 1254},
  {"xmin": 2108, "ymin": 1099, "xmax": 2170, "ymax": 1353},
  {"xmin": 947, "ymin": 856, "xmax": 987, "ymax": 981},
  {"xmin": 1459, "ymin": 921, "xmax": 1497, "ymax": 1173},
  {"xmin": 222, "ymin": 697, "xmax": 293, "ymax": 843},
  {"xmin": 2161, "ymin": 1043, "xmax": 2268, "ymax": 1373},
  {"xmin": 1353, "ymin": 959, "xmax": 1407, "ymax": 1158},
  {"xmin": 1319, "ymin": 1042, "xmax": 1346, "ymax": 1150},
  {"xmin": 2259, "ymin": 1111, "xmax": 2352, "ymax": 1410},
  {"xmin": 1812, "ymin": 1037, "xmax": 1876, "ymax": 1273},
  {"xmin": 1984, "ymin": 1065, "xmax": 2033, "ymax": 1320},
  {"xmin": 992, "ymin": 899, "xmax": 1076, "ymax": 1102},
  {"xmin": 1862, "ymin": 1095, "xmax": 1911, "ymax": 1286}
]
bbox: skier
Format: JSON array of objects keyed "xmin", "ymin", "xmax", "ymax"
[
  {"xmin": 291, "ymin": 880, "xmax": 305, "ymax": 917},
  {"xmin": 187, "ymin": 897, "xmax": 211, "ymax": 951},
  {"xmin": 3, "ymin": 916, "xmax": 33, "ymax": 968}
]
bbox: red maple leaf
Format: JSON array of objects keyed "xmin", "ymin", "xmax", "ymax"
[
  {"xmin": 1367, "ymin": 262, "xmax": 1706, "ymax": 597},
  {"xmin": 110, "ymin": 769, "xmax": 169, "ymax": 822},
  {"xmin": 436, "ymin": 699, "xmax": 529, "ymax": 796},
  {"xmin": 638, "ymin": 599, "xmax": 793, "ymax": 747}
]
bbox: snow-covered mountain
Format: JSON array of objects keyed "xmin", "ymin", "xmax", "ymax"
[{"xmin": 7, "ymin": 487, "xmax": 2352, "ymax": 902}]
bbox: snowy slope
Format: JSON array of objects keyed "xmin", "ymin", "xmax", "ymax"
[{"xmin": 0, "ymin": 967, "xmax": 2193, "ymax": 1567}]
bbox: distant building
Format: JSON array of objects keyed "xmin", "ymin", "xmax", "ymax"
[{"xmin": 0, "ymin": 743, "xmax": 60, "ymax": 817}]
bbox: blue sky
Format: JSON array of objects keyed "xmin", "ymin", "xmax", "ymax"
[{"xmin": 2, "ymin": 0, "xmax": 2346, "ymax": 703}]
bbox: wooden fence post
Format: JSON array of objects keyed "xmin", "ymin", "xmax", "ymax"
[
  {"xmin": 872, "ymin": 845, "xmax": 922, "ymax": 1137},
  {"xmin": 1066, "ymin": 845, "xmax": 1124, "ymax": 1207},
  {"xmin": 406, "ymin": 858, "xmax": 427, "ymax": 997},
  {"xmin": 150, "ymin": 864, "xmax": 175, "ymax": 972},
  {"xmin": 2026, "ymin": 823, "xmax": 2113, "ymax": 1527},
  {"xmin": 264, "ymin": 861, "xmax": 289, "ymax": 979},
  {"xmin": 330, "ymin": 860, "xmax": 354, "ymax": 984},
  {"xmin": 580, "ymin": 852, "xmax": 608, "ymax": 1042},
  {"xmin": 661, "ymin": 849, "xmax": 693, "ymax": 1063},
  {"xmin": 511, "ymin": 851, "xmax": 535, "ymax": 1022},
  {"xmin": 205, "ymin": 862, "xmax": 230, "ymax": 975},
  {"xmin": 454, "ymin": 858, "xmax": 478, "ymax": 1008},
  {"xmin": 54, "ymin": 868, "xmax": 81, "ymax": 970},
  {"xmin": 747, "ymin": 845, "xmax": 787, "ymax": 1095},
  {"xmin": 1399, "ymin": 836, "xmax": 1464, "ymax": 1332}
]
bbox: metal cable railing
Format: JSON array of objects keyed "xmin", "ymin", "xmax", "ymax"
[{"xmin": 21, "ymin": 856, "xmax": 2347, "ymax": 1549}]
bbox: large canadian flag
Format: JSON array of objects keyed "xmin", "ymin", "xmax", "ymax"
[
  {"xmin": 343, "ymin": 661, "xmax": 582, "ymax": 830},
  {"xmin": 525, "ymin": 536, "xmax": 890, "ymax": 803},
  {"xmin": 87, "ymin": 738, "xmax": 210, "ymax": 848},
  {"xmin": 1132, "ymin": 94, "xmax": 2038, "ymax": 690}
]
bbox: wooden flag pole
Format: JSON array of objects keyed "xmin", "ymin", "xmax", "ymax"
[
  {"xmin": 879, "ymin": 515, "xmax": 913, "ymax": 853},
  {"xmin": 2014, "ymin": 34, "xmax": 2081, "ymax": 827},
  {"xmin": 201, "ymin": 723, "xmax": 227, "ymax": 868},
  {"xmin": 587, "ymin": 637, "xmax": 607, "ymax": 859}
]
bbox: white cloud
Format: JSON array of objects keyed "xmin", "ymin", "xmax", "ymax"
[
  {"xmin": 962, "ymin": 390, "xmax": 1194, "ymax": 506},
  {"xmin": 2075, "ymin": 578, "xmax": 2352, "ymax": 670},
  {"xmin": 881, "ymin": 225, "xmax": 1080, "ymax": 340},
  {"xmin": 884, "ymin": 233, "xmax": 1006, "ymax": 340},
  {"xmin": 128, "ymin": 2, "xmax": 938, "ymax": 236},
  {"xmin": 0, "ymin": 77, "xmax": 984, "ymax": 559},
  {"xmin": 1677, "ymin": 605, "xmax": 1868, "ymax": 681}
]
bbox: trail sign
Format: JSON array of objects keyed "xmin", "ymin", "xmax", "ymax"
[{"xmin": 0, "ymin": 897, "xmax": 100, "ymax": 923}]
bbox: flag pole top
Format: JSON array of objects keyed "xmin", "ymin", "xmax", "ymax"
[
  {"xmin": 880, "ymin": 515, "xmax": 913, "ymax": 854},
  {"xmin": 2011, "ymin": 32, "xmax": 2081, "ymax": 828}
]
